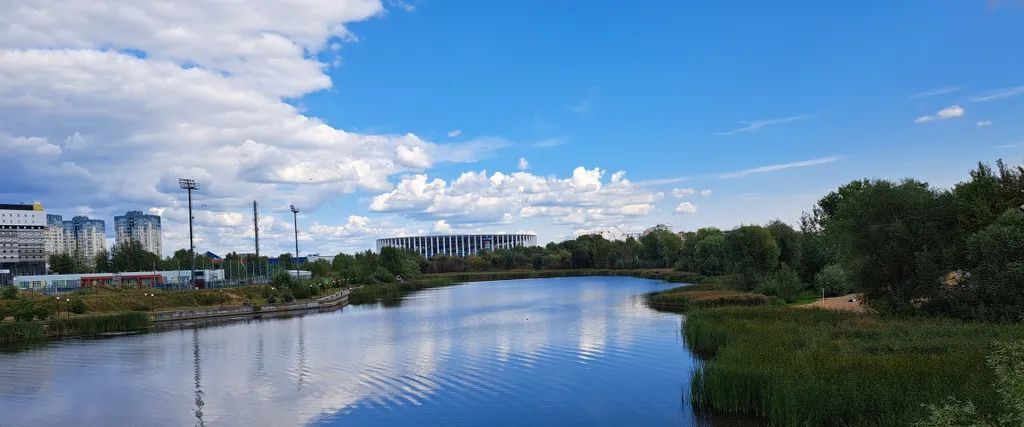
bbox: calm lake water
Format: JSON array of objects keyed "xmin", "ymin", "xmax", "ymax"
[{"xmin": 0, "ymin": 276, "xmax": 715, "ymax": 426}]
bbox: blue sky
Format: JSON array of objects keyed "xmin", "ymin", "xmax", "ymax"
[{"xmin": 1, "ymin": 1, "xmax": 1022, "ymax": 256}]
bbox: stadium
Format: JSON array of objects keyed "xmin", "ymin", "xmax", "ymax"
[{"xmin": 376, "ymin": 234, "xmax": 537, "ymax": 259}]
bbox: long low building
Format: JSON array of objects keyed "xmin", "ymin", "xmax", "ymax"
[
  {"xmin": 376, "ymin": 234, "xmax": 537, "ymax": 258},
  {"xmin": 13, "ymin": 269, "xmax": 226, "ymax": 292}
]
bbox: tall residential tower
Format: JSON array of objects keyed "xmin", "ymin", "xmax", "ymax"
[
  {"xmin": 114, "ymin": 211, "xmax": 162, "ymax": 255},
  {"xmin": 64, "ymin": 215, "xmax": 106, "ymax": 265}
]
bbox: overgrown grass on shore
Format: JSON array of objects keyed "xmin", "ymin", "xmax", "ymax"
[
  {"xmin": 686, "ymin": 306, "xmax": 1024, "ymax": 426},
  {"xmin": 0, "ymin": 312, "xmax": 152, "ymax": 345},
  {"xmin": 47, "ymin": 312, "xmax": 151, "ymax": 337},
  {"xmin": 646, "ymin": 284, "xmax": 768, "ymax": 312}
]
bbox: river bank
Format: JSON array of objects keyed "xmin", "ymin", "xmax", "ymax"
[
  {"xmin": 643, "ymin": 282, "xmax": 1024, "ymax": 426},
  {"xmin": 0, "ymin": 287, "xmax": 351, "ymax": 345}
]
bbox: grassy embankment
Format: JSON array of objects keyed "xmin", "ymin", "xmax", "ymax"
[
  {"xmin": 645, "ymin": 282, "xmax": 1024, "ymax": 426},
  {"xmin": 0, "ymin": 282, "xmax": 345, "ymax": 345},
  {"xmin": 348, "ymin": 268, "xmax": 709, "ymax": 305}
]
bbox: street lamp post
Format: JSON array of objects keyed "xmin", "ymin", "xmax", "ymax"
[
  {"xmin": 178, "ymin": 178, "xmax": 199, "ymax": 289},
  {"xmin": 290, "ymin": 204, "xmax": 300, "ymax": 281}
]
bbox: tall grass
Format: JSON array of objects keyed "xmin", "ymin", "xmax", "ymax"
[
  {"xmin": 647, "ymin": 284, "xmax": 768, "ymax": 312},
  {"xmin": 47, "ymin": 312, "xmax": 151, "ymax": 336},
  {"xmin": 349, "ymin": 278, "xmax": 453, "ymax": 305},
  {"xmin": 0, "ymin": 312, "xmax": 151, "ymax": 344},
  {"xmin": 686, "ymin": 306, "xmax": 1024, "ymax": 426},
  {"xmin": 0, "ymin": 322, "xmax": 44, "ymax": 345}
]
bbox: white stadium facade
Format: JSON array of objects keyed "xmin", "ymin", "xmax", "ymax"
[{"xmin": 376, "ymin": 234, "xmax": 538, "ymax": 258}]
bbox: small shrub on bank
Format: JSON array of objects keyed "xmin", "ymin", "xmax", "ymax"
[
  {"xmin": 68, "ymin": 297, "xmax": 87, "ymax": 314},
  {"xmin": 815, "ymin": 263, "xmax": 853, "ymax": 297},
  {"xmin": 1, "ymin": 286, "xmax": 17, "ymax": 299},
  {"xmin": 13, "ymin": 301, "xmax": 38, "ymax": 322},
  {"xmin": 756, "ymin": 268, "xmax": 805, "ymax": 303}
]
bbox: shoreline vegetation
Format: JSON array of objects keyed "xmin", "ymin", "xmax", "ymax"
[
  {"xmin": 644, "ymin": 282, "xmax": 1024, "ymax": 426},
  {"xmin": 0, "ymin": 273, "xmax": 349, "ymax": 345}
]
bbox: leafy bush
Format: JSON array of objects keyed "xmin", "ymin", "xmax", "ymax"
[
  {"xmin": 815, "ymin": 263, "xmax": 853, "ymax": 297},
  {"xmin": 914, "ymin": 398, "xmax": 989, "ymax": 427},
  {"xmin": 272, "ymin": 271, "xmax": 294, "ymax": 288},
  {"xmin": 756, "ymin": 268, "xmax": 805, "ymax": 303},
  {"xmin": 1, "ymin": 286, "xmax": 17, "ymax": 299},
  {"xmin": 13, "ymin": 301, "xmax": 38, "ymax": 322},
  {"xmin": 68, "ymin": 297, "xmax": 87, "ymax": 314},
  {"xmin": 914, "ymin": 340, "xmax": 1024, "ymax": 427},
  {"xmin": 33, "ymin": 305, "xmax": 53, "ymax": 320}
]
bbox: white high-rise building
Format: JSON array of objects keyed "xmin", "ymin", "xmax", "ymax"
[
  {"xmin": 114, "ymin": 211, "xmax": 162, "ymax": 255},
  {"xmin": 114, "ymin": 210, "xmax": 161, "ymax": 254},
  {"xmin": 44, "ymin": 214, "xmax": 66, "ymax": 256},
  {"xmin": 64, "ymin": 216, "xmax": 106, "ymax": 266}
]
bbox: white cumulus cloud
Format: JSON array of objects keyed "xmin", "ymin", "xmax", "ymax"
[
  {"xmin": 915, "ymin": 105, "xmax": 965, "ymax": 123},
  {"xmin": 674, "ymin": 202, "xmax": 697, "ymax": 214},
  {"xmin": 369, "ymin": 166, "xmax": 662, "ymax": 228},
  {"xmin": 672, "ymin": 188, "xmax": 695, "ymax": 198}
]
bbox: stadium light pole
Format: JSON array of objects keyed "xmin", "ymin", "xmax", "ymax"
[
  {"xmin": 178, "ymin": 178, "xmax": 199, "ymax": 289},
  {"xmin": 290, "ymin": 204, "xmax": 300, "ymax": 281}
]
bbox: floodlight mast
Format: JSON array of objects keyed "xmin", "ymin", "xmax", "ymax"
[
  {"xmin": 290, "ymin": 204, "xmax": 300, "ymax": 280},
  {"xmin": 178, "ymin": 178, "xmax": 199, "ymax": 288}
]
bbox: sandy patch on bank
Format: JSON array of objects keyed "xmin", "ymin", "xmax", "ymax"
[{"xmin": 800, "ymin": 294, "xmax": 867, "ymax": 313}]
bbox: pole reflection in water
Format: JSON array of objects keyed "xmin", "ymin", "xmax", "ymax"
[
  {"xmin": 193, "ymin": 328, "xmax": 205, "ymax": 427},
  {"xmin": 297, "ymin": 317, "xmax": 307, "ymax": 389},
  {"xmin": 0, "ymin": 277, "xmax": 715, "ymax": 426}
]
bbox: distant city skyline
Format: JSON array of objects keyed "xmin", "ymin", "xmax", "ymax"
[{"xmin": 1, "ymin": 1, "xmax": 1022, "ymax": 257}]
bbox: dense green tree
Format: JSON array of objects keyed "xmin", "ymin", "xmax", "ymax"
[
  {"xmin": 277, "ymin": 253, "xmax": 294, "ymax": 270},
  {"xmin": 302, "ymin": 259, "xmax": 333, "ymax": 278},
  {"xmin": 379, "ymin": 247, "xmax": 421, "ymax": 279},
  {"xmin": 542, "ymin": 249, "xmax": 572, "ymax": 269},
  {"xmin": 756, "ymin": 266, "xmax": 805, "ymax": 303},
  {"xmin": 640, "ymin": 228, "xmax": 682, "ymax": 268},
  {"xmin": 819, "ymin": 179, "xmax": 959, "ymax": 313},
  {"xmin": 93, "ymin": 248, "xmax": 112, "ymax": 273},
  {"xmin": 815, "ymin": 263, "xmax": 853, "ymax": 297},
  {"xmin": 111, "ymin": 240, "xmax": 159, "ymax": 272},
  {"xmin": 766, "ymin": 220, "xmax": 802, "ymax": 270},
  {"xmin": 693, "ymin": 234, "xmax": 727, "ymax": 275},
  {"xmin": 676, "ymin": 227, "xmax": 724, "ymax": 271},
  {"xmin": 48, "ymin": 253, "xmax": 75, "ymax": 274},
  {"xmin": 927, "ymin": 210, "xmax": 1024, "ymax": 321},
  {"xmin": 724, "ymin": 225, "xmax": 781, "ymax": 290},
  {"xmin": 331, "ymin": 253, "xmax": 355, "ymax": 274},
  {"xmin": 953, "ymin": 160, "xmax": 1024, "ymax": 235}
]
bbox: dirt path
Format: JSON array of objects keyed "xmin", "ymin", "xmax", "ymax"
[{"xmin": 799, "ymin": 294, "xmax": 867, "ymax": 313}]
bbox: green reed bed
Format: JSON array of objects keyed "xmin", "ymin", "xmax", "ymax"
[
  {"xmin": 686, "ymin": 306, "xmax": 1024, "ymax": 426},
  {"xmin": 46, "ymin": 312, "xmax": 152, "ymax": 337},
  {"xmin": 0, "ymin": 322, "xmax": 44, "ymax": 345},
  {"xmin": 647, "ymin": 284, "xmax": 768, "ymax": 312},
  {"xmin": 0, "ymin": 312, "xmax": 152, "ymax": 345},
  {"xmin": 348, "ymin": 278, "xmax": 454, "ymax": 305}
]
